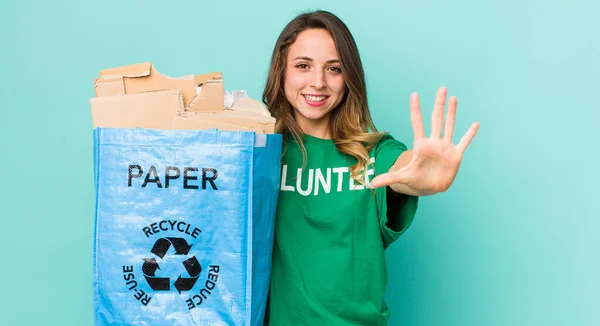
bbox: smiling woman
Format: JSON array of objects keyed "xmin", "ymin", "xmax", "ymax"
[
  {"xmin": 283, "ymin": 28, "xmax": 346, "ymax": 137},
  {"xmin": 261, "ymin": 10, "xmax": 479, "ymax": 326},
  {"xmin": 263, "ymin": 12, "xmax": 388, "ymax": 181}
]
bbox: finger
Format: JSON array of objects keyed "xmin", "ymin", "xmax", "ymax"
[
  {"xmin": 370, "ymin": 171, "xmax": 410, "ymax": 188},
  {"xmin": 444, "ymin": 96, "xmax": 457, "ymax": 142},
  {"xmin": 430, "ymin": 87, "xmax": 447, "ymax": 139},
  {"xmin": 457, "ymin": 122, "xmax": 480, "ymax": 153},
  {"xmin": 410, "ymin": 92, "xmax": 425, "ymax": 140}
]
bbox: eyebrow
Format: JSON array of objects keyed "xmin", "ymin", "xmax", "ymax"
[{"xmin": 293, "ymin": 56, "xmax": 340, "ymax": 64}]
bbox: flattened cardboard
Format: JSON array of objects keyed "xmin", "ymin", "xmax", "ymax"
[
  {"xmin": 91, "ymin": 89, "xmax": 182, "ymax": 129},
  {"xmin": 227, "ymin": 96, "xmax": 271, "ymax": 117},
  {"xmin": 188, "ymin": 72, "xmax": 225, "ymax": 113},
  {"xmin": 90, "ymin": 90, "xmax": 275, "ymax": 133},
  {"xmin": 99, "ymin": 62, "xmax": 152, "ymax": 77},
  {"xmin": 94, "ymin": 76, "xmax": 126, "ymax": 97},
  {"xmin": 94, "ymin": 62, "xmax": 224, "ymax": 112},
  {"xmin": 90, "ymin": 62, "xmax": 276, "ymax": 134},
  {"xmin": 174, "ymin": 112, "xmax": 275, "ymax": 134}
]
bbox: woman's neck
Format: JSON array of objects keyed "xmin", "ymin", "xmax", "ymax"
[
  {"xmin": 296, "ymin": 114, "xmax": 332, "ymax": 139},
  {"xmin": 302, "ymin": 126, "xmax": 331, "ymax": 139}
]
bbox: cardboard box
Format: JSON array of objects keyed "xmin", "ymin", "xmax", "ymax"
[{"xmin": 90, "ymin": 62, "xmax": 275, "ymax": 133}]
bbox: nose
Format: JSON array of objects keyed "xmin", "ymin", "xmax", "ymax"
[{"xmin": 310, "ymin": 69, "xmax": 326, "ymax": 90}]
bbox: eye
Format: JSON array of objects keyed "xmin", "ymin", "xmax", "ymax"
[
  {"xmin": 295, "ymin": 63, "xmax": 309, "ymax": 69},
  {"xmin": 328, "ymin": 66, "xmax": 343, "ymax": 74}
]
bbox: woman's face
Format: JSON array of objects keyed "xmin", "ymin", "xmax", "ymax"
[{"xmin": 284, "ymin": 28, "xmax": 346, "ymax": 135}]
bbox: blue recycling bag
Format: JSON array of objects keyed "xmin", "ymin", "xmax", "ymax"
[{"xmin": 93, "ymin": 128, "xmax": 282, "ymax": 325}]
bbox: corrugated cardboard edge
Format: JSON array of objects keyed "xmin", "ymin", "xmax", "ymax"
[
  {"xmin": 94, "ymin": 76, "xmax": 126, "ymax": 97},
  {"xmin": 187, "ymin": 73, "xmax": 224, "ymax": 113},
  {"xmin": 175, "ymin": 112, "xmax": 275, "ymax": 134}
]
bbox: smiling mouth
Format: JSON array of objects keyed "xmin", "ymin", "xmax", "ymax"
[{"xmin": 303, "ymin": 95, "xmax": 328, "ymax": 101}]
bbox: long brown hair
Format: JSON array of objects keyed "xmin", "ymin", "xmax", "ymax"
[{"xmin": 262, "ymin": 10, "xmax": 386, "ymax": 181}]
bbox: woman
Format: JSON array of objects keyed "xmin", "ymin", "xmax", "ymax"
[{"xmin": 262, "ymin": 10, "xmax": 479, "ymax": 325}]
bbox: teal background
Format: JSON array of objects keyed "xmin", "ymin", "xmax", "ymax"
[{"xmin": 1, "ymin": 0, "xmax": 598, "ymax": 325}]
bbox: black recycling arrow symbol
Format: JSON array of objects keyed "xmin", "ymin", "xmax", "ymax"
[
  {"xmin": 174, "ymin": 257, "xmax": 203, "ymax": 294},
  {"xmin": 142, "ymin": 258, "xmax": 160, "ymax": 275},
  {"xmin": 151, "ymin": 237, "xmax": 192, "ymax": 258},
  {"xmin": 142, "ymin": 237, "xmax": 201, "ymax": 293},
  {"xmin": 142, "ymin": 258, "xmax": 170, "ymax": 291},
  {"xmin": 174, "ymin": 276, "xmax": 198, "ymax": 294},
  {"xmin": 183, "ymin": 256, "xmax": 202, "ymax": 277}
]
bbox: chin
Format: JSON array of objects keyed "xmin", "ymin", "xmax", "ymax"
[{"xmin": 296, "ymin": 106, "xmax": 330, "ymax": 121}]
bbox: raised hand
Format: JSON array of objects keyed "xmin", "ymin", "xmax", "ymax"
[{"xmin": 370, "ymin": 87, "xmax": 480, "ymax": 196}]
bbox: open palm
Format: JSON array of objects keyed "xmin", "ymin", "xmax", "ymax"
[{"xmin": 371, "ymin": 87, "xmax": 480, "ymax": 196}]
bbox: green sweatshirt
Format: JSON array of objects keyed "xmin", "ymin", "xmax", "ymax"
[{"xmin": 267, "ymin": 134, "xmax": 419, "ymax": 325}]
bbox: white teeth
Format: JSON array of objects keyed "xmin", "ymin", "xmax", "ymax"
[{"xmin": 304, "ymin": 95, "xmax": 326, "ymax": 101}]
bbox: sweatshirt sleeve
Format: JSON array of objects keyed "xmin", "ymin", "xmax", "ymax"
[{"xmin": 373, "ymin": 135, "xmax": 419, "ymax": 249}]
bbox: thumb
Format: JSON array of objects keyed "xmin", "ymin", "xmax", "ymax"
[{"xmin": 370, "ymin": 171, "xmax": 409, "ymax": 188}]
